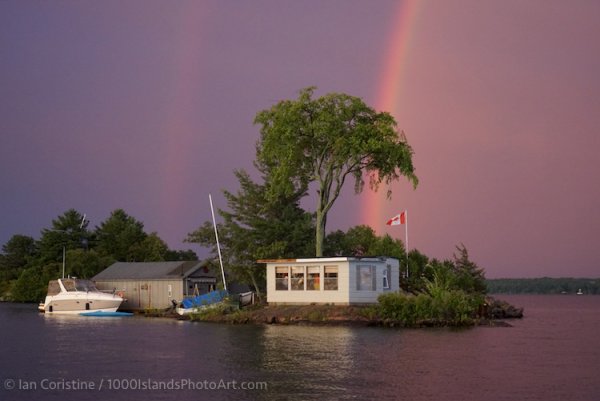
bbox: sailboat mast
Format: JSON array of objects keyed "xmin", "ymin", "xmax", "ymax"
[{"xmin": 209, "ymin": 194, "xmax": 227, "ymax": 291}]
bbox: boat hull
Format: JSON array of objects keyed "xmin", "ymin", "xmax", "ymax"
[
  {"xmin": 176, "ymin": 302, "xmax": 222, "ymax": 316},
  {"xmin": 41, "ymin": 294, "xmax": 122, "ymax": 315}
]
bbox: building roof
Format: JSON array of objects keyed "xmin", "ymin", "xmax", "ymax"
[
  {"xmin": 93, "ymin": 261, "xmax": 212, "ymax": 281},
  {"xmin": 258, "ymin": 256, "xmax": 397, "ymax": 264}
]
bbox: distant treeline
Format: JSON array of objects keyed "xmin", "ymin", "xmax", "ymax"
[{"xmin": 486, "ymin": 278, "xmax": 600, "ymax": 295}]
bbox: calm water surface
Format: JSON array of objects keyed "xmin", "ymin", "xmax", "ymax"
[{"xmin": 1, "ymin": 295, "xmax": 599, "ymax": 401}]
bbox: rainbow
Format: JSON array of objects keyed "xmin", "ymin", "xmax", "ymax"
[
  {"xmin": 361, "ymin": 0, "xmax": 422, "ymax": 231},
  {"xmin": 159, "ymin": 5, "xmax": 207, "ymax": 229}
]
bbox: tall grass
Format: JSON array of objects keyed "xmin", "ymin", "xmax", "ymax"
[{"xmin": 376, "ymin": 271, "xmax": 483, "ymax": 326}]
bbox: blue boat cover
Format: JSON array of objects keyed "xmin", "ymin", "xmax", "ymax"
[{"xmin": 182, "ymin": 289, "xmax": 228, "ymax": 309}]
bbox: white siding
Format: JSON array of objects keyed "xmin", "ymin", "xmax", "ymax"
[
  {"xmin": 265, "ymin": 257, "xmax": 400, "ymax": 305},
  {"xmin": 266, "ymin": 262, "xmax": 351, "ymax": 304}
]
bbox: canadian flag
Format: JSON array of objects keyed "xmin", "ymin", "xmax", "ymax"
[{"xmin": 386, "ymin": 211, "xmax": 406, "ymax": 226}]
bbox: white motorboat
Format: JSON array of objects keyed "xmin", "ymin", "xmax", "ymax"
[{"xmin": 38, "ymin": 278, "xmax": 123, "ymax": 314}]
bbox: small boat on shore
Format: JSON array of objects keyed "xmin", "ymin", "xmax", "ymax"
[
  {"xmin": 577, "ymin": 289, "xmax": 584, "ymax": 295},
  {"xmin": 176, "ymin": 289, "xmax": 228, "ymax": 315},
  {"xmin": 39, "ymin": 278, "xmax": 123, "ymax": 314}
]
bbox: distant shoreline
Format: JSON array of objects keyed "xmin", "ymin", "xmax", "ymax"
[{"xmin": 486, "ymin": 278, "xmax": 599, "ymax": 295}]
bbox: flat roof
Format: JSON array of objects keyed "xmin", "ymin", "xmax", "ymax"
[{"xmin": 257, "ymin": 256, "xmax": 395, "ymax": 264}]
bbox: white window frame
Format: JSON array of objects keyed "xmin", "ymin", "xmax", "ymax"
[
  {"xmin": 324, "ymin": 265, "xmax": 338, "ymax": 291},
  {"xmin": 275, "ymin": 266, "xmax": 290, "ymax": 291},
  {"xmin": 383, "ymin": 265, "xmax": 391, "ymax": 289}
]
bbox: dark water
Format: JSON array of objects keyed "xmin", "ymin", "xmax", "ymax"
[{"xmin": 1, "ymin": 295, "xmax": 599, "ymax": 401}]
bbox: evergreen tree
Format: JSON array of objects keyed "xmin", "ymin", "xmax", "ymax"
[
  {"xmin": 95, "ymin": 209, "xmax": 147, "ymax": 261},
  {"xmin": 452, "ymin": 244, "xmax": 487, "ymax": 294},
  {"xmin": 38, "ymin": 209, "xmax": 91, "ymax": 263},
  {"xmin": 187, "ymin": 169, "xmax": 314, "ymax": 296}
]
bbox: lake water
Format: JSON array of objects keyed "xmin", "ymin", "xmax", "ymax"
[{"xmin": 1, "ymin": 295, "xmax": 599, "ymax": 401}]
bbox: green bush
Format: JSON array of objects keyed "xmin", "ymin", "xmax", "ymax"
[{"xmin": 375, "ymin": 290, "xmax": 481, "ymax": 327}]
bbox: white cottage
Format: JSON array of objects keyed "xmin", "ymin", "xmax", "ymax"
[{"xmin": 261, "ymin": 257, "xmax": 400, "ymax": 305}]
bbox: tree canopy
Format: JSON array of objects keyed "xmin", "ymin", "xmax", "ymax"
[
  {"xmin": 1, "ymin": 208, "xmax": 197, "ymax": 302},
  {"xmin": 254, "ymin": 87, "xmax": 418, "ymax": 256},
  {"xmin": 95, "ymin": 209, "xmax": 147, "ymax": 261}
]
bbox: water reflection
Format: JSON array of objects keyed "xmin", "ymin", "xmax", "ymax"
[
  {"xmin": 3, "ymin": 299, "xmax": 600, "ymax": 401},
  {"xmin": 259, "ymin": 325, "xmax": 356, "ymax": 400}
]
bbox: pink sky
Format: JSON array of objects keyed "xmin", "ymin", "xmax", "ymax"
[{"xmin": 1, "ymin": 0, "xmax": 599, "ymax": 278}]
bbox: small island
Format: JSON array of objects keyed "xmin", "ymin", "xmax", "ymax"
[
  {"xmin": 181, "ymin": 295, "xmax": 523, "ymax": 328},
  {"xmin": 179, "ymin": 252, "xmax": 524, "ymax": 328},
  {"xmin": 1, "ymin": 89, "xmax": 523, "ymax": 326}
]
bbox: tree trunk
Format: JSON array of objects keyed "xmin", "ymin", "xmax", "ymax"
[
  {"xmin": 248, "ymin": 270, "xmax": 263, "ymax": 300},
  {"xmin": 315, "ymin": 177, "xmax": 331, "ymax": 257},
  {"xmin": 315, "ymin": 207, "xmax": 325, "ymax": 257}
]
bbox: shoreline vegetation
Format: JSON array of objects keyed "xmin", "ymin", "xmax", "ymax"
[{"xmin": 171, "ymin": 294, "xmax": 524, "ymax": 328}]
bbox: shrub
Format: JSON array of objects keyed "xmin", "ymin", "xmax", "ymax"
[{"xmin": 376, "ymin": 290, "xmax": 481, "ymax": 327}]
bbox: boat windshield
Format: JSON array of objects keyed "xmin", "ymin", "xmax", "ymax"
[
  {"xmin": 47, "ymin": 280, "xmax": 61, "ymax": 296},
  {"xmin": 62, "ymin": 279, "xmax": 77, "ymax": 292},
  {"xmin": 60, "ymin": 279, "xmax": 99, "ymax": 292},
  {"xmin": 74, "ymin": 280, "xmax": 99, "ymax": 292}
]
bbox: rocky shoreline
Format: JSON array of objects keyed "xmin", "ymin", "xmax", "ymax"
[
  {"xmin": 485, "ymin": 297, "xmax": 524, "ymax": 319},
  {"xmin": 174, "ymin": 296, "xmax": 523, "ymax": 328}
]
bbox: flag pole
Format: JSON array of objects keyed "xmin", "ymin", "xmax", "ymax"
[{"xmin": 404, "ymin": 209, "xmax": 409, "ymax": 278}]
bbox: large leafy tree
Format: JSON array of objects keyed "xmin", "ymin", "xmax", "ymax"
[
  {"xmin": 0, "ymin": 235, "xmax": 37, "ymax": 280},
  {"xmin": 325, "ymin": 225, "xmax": 405, "ymax": 259},
  {"xmin": 0, "ymin": 235, "xmax": 37, "ymax": 297},
  {"xmin": 62, "ymin": 249, "xmax": 113, "ymax": 279},
  {"xmin": 11, "ymin": 265, "xmax": 56, "ymax": 302},
  {"xmin": 128, "ymin": 232, "xmax": 170, "ymax": 262},
  {"xmin": 187, "ymin": 169, "xmax": 314, "ymax": 296},
  {"xmin": 254, "ymin": 87, "xmax": 418, "ymax": 256}
]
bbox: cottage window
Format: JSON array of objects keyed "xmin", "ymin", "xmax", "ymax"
[
  {"xmin": 357, "ymin": 265, "xmax": 376, "ymax": 291},
  {"xmin": 306, "ymin": 266, "xmax": 320, "ymax": 290},
  {"xmin": 275, "ymin": 266, "xmax": 289, "ymax": 290},
  {"xmin": 383, "ymin": 265, "xmax": 391, "ymax": 289},
  {"xmin": 291, "ymin": 266, "xmax": 305, "ymax": 290},
  {"xmin": 324, "ymin": 266, "xmax": 338, "ymax": 290}
]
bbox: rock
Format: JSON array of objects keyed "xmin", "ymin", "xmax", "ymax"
[
  {"xmin": 504, "ymin": 305, "xmax": 524, "ymax": 318},
  {"xmin": 485, "ymin": 296, "xmax": 524, "ymax": 319}
]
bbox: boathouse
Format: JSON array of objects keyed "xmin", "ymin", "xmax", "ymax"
[
  {"xmin": 260, "ymin": 257, "xmax": 400, "ymax": 305},
  {"xmin": 93, "ymin": 261, "xmax": 217, "ymax": 311}
]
